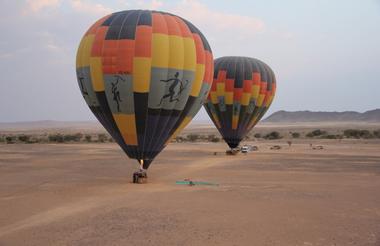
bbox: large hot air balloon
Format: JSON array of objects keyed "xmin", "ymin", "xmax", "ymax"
[
  {"xmin": 76, "ymin": 10, "xmax": 213, "ymax": 181},
  {"xmin": 204, "ymin": 56, "xmax": 276, "ymax": 150}
]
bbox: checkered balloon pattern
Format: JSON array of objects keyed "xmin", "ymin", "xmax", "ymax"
[
  {"xmin": 76, "ymin": 10, "xmax": 213, "ymax": 169},
  {"xmin": 204, "ymin": 57, "xmax": 276, "ymax": 149}
]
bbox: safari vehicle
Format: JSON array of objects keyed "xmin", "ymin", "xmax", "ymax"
[{"xmin": 241, "ymin": 146, "xmax": 249, "ymax": 154}]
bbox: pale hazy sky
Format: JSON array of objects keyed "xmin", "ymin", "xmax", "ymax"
[{"xmin": 0, "ymin": 0, "xmax": 379, "ymax": 122}]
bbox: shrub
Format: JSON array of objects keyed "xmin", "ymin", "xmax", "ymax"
[
  {"xmin": 18, "ymin": 135, "xmax": 31, "ymax": 143},
  {"xmin": 207, "ymin": 134, "xmax": 220, "ymax": 142},
  {"xmin": 324, "ymin": 134, "xmax": 337, "ymax": 139},
  {"xmin": 175, "ymin": 136, "xmax": 185, "ymax": 142},
  {"xmin": 0, "ymin": 136, "xmax": 5, "ymax": 143},
  {"xmin": 359, "ymin": 130, "xmax": 373, "ymax": 139},
  {"xmin": 306, "ymin": 129, "xmax": 326, "ymax": 138},
  {"xmin": 98, "ymin": 133, "xmax": 108, "ymax": 142},
  {"xmin": 263, "ymin": 131, "xmax": 281, "ymax": 140},
  {"xmin": 5, "ymin": 136, "xmax": 16, "ymax": 144},
  {"xmin": 291, "ymin": 132, "xmax": 300, "ymax": 138},
  {"xmin": 48, "ymin": 134, "xmax": 64, "ymax": 143},
  {"xmin": 343, "ymin": 129, "xmax": 373, "ymax": 139},
  {"xmin": 187, "ymin": 134, "xmax": 200, "ymax": 142},
  {"xmin": 210, "ymin": 136, "xmax": 221, "ymax": 142},
  {"xmin": 85, "ymin": 135, "xmax": 92, "ymax": 142},
  {"xmin": 254, "ymin": 133, "xmax": 262, "ymax": 138},
  {"xmin": 374, "ymin": 130, "xmax": 380, "ymax": 138}
]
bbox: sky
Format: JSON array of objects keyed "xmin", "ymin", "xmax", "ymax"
[{"xmin": 0, "ymin": 0, "xmax": 379, "ymax": 122}]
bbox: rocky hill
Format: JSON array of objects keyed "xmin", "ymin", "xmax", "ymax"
[{"xmin": 263, "ymin": 109, "xmax": 380, "ymax": 123}]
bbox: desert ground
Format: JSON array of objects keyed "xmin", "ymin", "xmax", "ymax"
[{"xmin": 0, "ymin": 129, "xmax": 380, "ymax": 246}]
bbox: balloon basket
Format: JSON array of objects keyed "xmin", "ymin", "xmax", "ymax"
[
  {"xmin": 226, "ymin": 148, "xmax": 240, "ymax": 155},
  {"xmin": 133, "ymin": 171, "xmax": 148, "ymax": 184}
]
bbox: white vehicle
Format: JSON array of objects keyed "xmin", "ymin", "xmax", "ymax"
[{"xmin": 241, "ymin": 146, "xmax": 249, "ymax": 153}]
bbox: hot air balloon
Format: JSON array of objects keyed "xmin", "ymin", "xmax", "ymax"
[
  {"xmin": 76, "ymin": 10, "xmax": 213, "ymax": 182},
  {"xmin": 204, "ymin": 56, "xmax": 276, "ymax": 151}
]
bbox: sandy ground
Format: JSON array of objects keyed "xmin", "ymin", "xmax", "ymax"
[{"xmin": 0, "ymin": 140, "xmax": 380, "ymax": 246}]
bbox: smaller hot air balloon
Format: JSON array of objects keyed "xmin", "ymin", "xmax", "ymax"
[{"xmin": 204, "ymin": 56, "xmax": 276, "ymax": 152}]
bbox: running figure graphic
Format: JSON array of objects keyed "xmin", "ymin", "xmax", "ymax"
[
  {"xmin": 111, "ymin": 75, "xmax": 125, "ymax": 112},
  {"xmin": 78, "ymin": 77, "xmax": 88, "ymax": 96},
  {"xmin": 158, "ymin": 72, "xmax": 189, "ymax": 106}
]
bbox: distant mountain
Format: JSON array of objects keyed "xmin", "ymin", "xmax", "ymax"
[{"xmin": 263, "ymin": 109, "xmax": 380, "ymax": 123}]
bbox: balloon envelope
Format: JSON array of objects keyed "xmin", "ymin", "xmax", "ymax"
[
  {"xmin": 204, "ymin": 56, "xmax": 276, "ymax": 148},
  {"xmin": 76, "ymin": 10, "xmax": 213, "ymax": 169}
]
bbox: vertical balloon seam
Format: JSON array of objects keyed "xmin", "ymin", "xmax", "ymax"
[
  {"xmin": 169, "ymin": 18, "xmax": 202, "ymax": 140},
  {"xmin": 160, "ymin": 15, "xmax": 191, "ymax": 147},
  {"xmin": 134, "ymin": 10, "xmax": 150, "ymax": 161},
  {"xmin": 213, "ymin": 58, "xmax": 227, "ymax": 144},
  {"xmin": 215, "ymin": 58, "xmax": 225, "ymax": 131},
  {"xmin": 162, "ymin": 14, "xmax": 187, "ymax": 146},
  {"xmin": 246, "ymin": 59, "xmax": 263, "ymax": 132},
  {"xmin": 112, "ymin": 11, "xmax": 136, "ymax": 159},
  {"xmin": 144, "ymin": 12, "xmax": 168, "ymax": 161},
  {"xmin": 242, "ymin": 57, "xmax": 255, "ymax": 138},
  {"xmin": 79, "ymin": 15, "xmax": 126, "ymax": 153},
  {"xmin": 233, "ymin": 57, "xmax": 245, "ymax": 144},
  {"xmin": 251, "ymin": 60, "xmax": 269, "ymax": 130},
  {"xmin": 236, "ymin": 57, "xmax": 251, "ymax": 141},
  {"xmin": 148, "ymin": 13, "xmax": 183, "ymax": 155},
  {"xmin": 97, "ymin": 12, "xmax": 132, "ymax": 157},
  {"xmin": 229, "ymin": 58, "xmax": 238, "ymax": 147},
  {"xmin": 161, "ymin": 17, "xmax": 207, "ymax": 145}
]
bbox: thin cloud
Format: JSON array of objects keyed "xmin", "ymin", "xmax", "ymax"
[
  {"xmin": 23, "ymin": 0, "xmax": 62, "ymax": 14},
  {"xmin": 69, "ymin": 0, "xmax": 113, "ymax": 16},
  {"xmin": 172, "ymin": 0, "xmax": 264, "ymax": 35},
  {"xmin": 134, "ymin": 0, "xmax": 164, "ymax": 10}
]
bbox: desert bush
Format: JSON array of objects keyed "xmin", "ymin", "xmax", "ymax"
[
  {"xmin": 291, "ymin": 132, "xmax": 300, "ymax": 138},
  {"xmin": 48, "ymin": 134, "xmax": 64, "ymax": 143},
  {"xmin": 358, "ymin": 130, "xmax": 373, "ymax": 139},
  {"xmin": 207, "ymin": 134, "xmax": 220, "ymax": 142},
  {"xmin": 175, "ymin": 136, "xmax": 184, "ymax": 142},
  {"xmin": 97, "ymin": 133, "xmax": 108, "ymax": 142},
  {"xmin": 0, "ymin": 136, "xmax": 5, "ymax": 143},
  {"xmin": 84, "ymin": 135, "xmax": 92, "ymax": 142},
  {"xmin": 18, "ymin": 135, "xmax": 31, "ymax": 143},
  {"xmin": 210, "ymin": 135, "xmax": 221, "ymax": 142},
  {"xmin": 323, "ymin": 134, "xmax": 338, "ymax": 139},
  {"xmin": 343, "ymin": 129, "xmax": 361, "ymax": 138},
  {"xmin": 5, "ymin": 136, "xmax": 16, "ymax": 144},
  {"xmin": 73, "ymin": 133, "xmax": 83, "ymax": 141},
  {"xmin": 374, "ymin": 130, "xmax": 380, "ymax": 138},
  {"xmin": 263, "ymin": 131, "xmax": 281, "ymax": 140},
  {"xmin": 343, "ymin": 129, "xmax": 373, "ymax": 139},
  {"xmin": 187, "ymin": 134, "xmax": 200, "ymax": 142},
  {"xmin": 62, "ymin": 133, "xmax": 83, "ymax": 142},
  {"xmin": 254, "ymin": 133, "xmax": 262, "ymax": 138},
  {"xmin": 306, "ymin": 129, "xmax": 326, "ymax": 138}
]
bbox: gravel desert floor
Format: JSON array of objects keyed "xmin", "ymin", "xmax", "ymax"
[{"xmin": 0, "ymin": 140, "xmax": 380, "ymax": 246}]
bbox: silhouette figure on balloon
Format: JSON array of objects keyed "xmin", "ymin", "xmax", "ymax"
[
  {"xmin": 158, "ymin": 72, "xmax": 189, "ymax": 106},
  {"xmin": 78, "ymin": 77, "xmax": 88, "ymax": 96},
  {"xmin": 111, "ymin": 75, "xmax": 125, "ymax": 112}
]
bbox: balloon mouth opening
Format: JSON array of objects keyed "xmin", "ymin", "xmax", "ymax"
[
  {"xmin": 137, "ymin": 159, "xmax": 153, "ymax": 170},
  {"xmin": 139, "ymin": 159, "xmax": 144, "ymax": 171}
]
